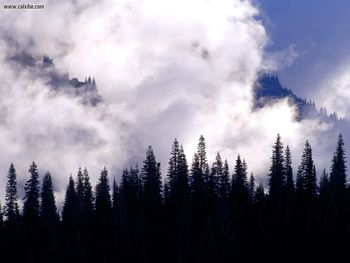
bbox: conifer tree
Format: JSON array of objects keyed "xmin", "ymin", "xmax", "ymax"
[
  {"xmin": 329, "ymin": 134, "xmax": 347, "ymax": 194},
  {"xmin": 40, "ymin": 172, "xmax": 58, "ymax": 224},
  {"xmin": 142, "ymin": 146, "xmax": 162, "ymax": 211},
  {"xmin": 40, "ymin": 172, "xmax": 59, "ymax": 262},
  {"xmin": 249, "ymin": 174, "xmax": 256, "ymax": 202},
  {"xmin": 268, "ymin": 134, "xmax": 285, "ymax": 200},
  {"xmin": 82, "ymin": 168, "xmax": 94, "ymax": 219},
  {"xmin": 218, "ymin": 159, "xmax": 230, "ymax": 200},
  {"xmin": 95, "ymin": 167, "xmax": 112, "ymax": 224},
  {"xmin": 5, "ymin": 163, "xmax": 18, "ymax": 223},
  {"xmin": 62, "ymin": 175, "xmax": 78, "ymax": 227},
  {"xmin": 167, "ymin": 139, "xmax": 189, "ymax": 206},
  {"xmin": 319, "ymin": 169, "xmax": 330, "ymax": 205},
  {"xmin": 23, "ymin": 161, "xmax": 40, "ymax": 225},
  {"xmin": 191, "ymin": 136, "xmax": 209, "ymax": 205},
  {"xmin": 76, "ymin": 167, "xmax": 84, "ymax": 217},
  {"xmin": 285, "ymin": 145, "xmax": 294, "ymax": 194},
  {"xmin": 231, "ymin": 155, "xmax": 249, "ymax": 201},
  {"xmin": 298, "ymin": 141, "xmax": 317, "ymax": 199},
  {"xmin": 112, "ymin": 178, "xmax": 120, "ymax": 214}
]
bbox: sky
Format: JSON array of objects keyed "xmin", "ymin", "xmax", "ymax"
[
  {"xmin": 259, "ymin": 0, "xmax": 350, "ymax": 116},
  {"xmin": 0, "ymin": 0, "xmax": 348, "ymax": 203}
]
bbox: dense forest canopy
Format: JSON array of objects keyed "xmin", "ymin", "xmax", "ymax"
[{"xmin": 0, "ymin": 134, "xmax": 348, "ymax": 263}]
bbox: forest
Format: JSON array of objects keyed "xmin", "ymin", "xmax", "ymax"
[{"xmin": 0, "ymin": 134, "xmax": 348, "ymax": 263}]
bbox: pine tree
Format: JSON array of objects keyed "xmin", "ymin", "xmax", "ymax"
[
  {"xmin": 5, "ymin": 163, "xmax": 18, "ymax": 223},
  {"xmin": 218, "ymin": 159, "xmax": 230, "ymax": 200},
  {"xmin": 23, "ymin": 161, "xmax": 40, "ymax": 225},
  {"xmin": 231, "ymin": 155, "xmax": 249, "ymax": 201},
  {"xmin": 62, "ymin": 175, "xmax": 78, "ymax": 227},
  {"xmin": 167, "ymin": 139, "xmax": 189, "ymax": 206},
  {"xmin": 142, "ymin": 146, "xmax": 162, "ymax": 211},
  {"xmin": 95, "ymin": 167, "xmax": 112, "ymax": 224},
  {"xmin": 320, "ymin": 170, "xmax": 329, "ymax": 194},
  {"xmin": 76, "ymin": 167, "xmax": 84, "ymax": 217},
  {"xmin": 22, "ymin": 162, "xmax": 41, "ymax": 263},
  {"xmin": 82, "ymin": 168, "xmax": 94, "ymax": 219},
  {"xmin": 191, "ymin": 136, "xmax": 209, "ymax": 206},
  {"xmin": 285, "ymin": 145, "xmax": 294, "ymax": 194},
  {"xmin": 40, "ymin": 172, "xmax": 58, "ymax": 224},
  {"xmin": 268, "ymin": 134, "xmax": 285, "ymax": 200},
  {"xmin": 298, "ymin": 141, "xmax": 317, "ymax": 199},
  {"xmin": 40, "ymin": 172, "xmax": 59, "ymax": 262},
  {"xmin": 249, "ymin": 174, "xmax": 256, "ymax": 202},
  {"xmin": 112, "ymin": 178, "xmax": 121, "ymax": 224},
  {"xmin": 255, "ymin": 184, "xmax": 265, "ymax": 205},
  {"xmin": 329, "ymin": 134, "xmax": 347, "ymax": 194},
  {"xmin": 61, "ymin": 175, "xmax": 80, "ymax": 262}
]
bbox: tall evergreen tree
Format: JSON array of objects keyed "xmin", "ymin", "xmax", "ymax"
[
  {"xmin": 83, "ymin": 168, "xmax": 94, "ymax": 219},
  {"xmin": 219, "ymin": 160, "xmax": 230, "ymax": 200},
  {"xmin": 268, "ymin": 134, "xmax": 285, "ymax": 201},
  {"xmin": 329, "ymin": 134, "xmax": 347, "ymax": 194},
  {"xmin": 142, "ymin": 146, "xmax": 162, "ymax": 211},
  {"xmin": 22, "ymin": 162, "xmax": 41, "ymax": 263},
  {"xmin": 40, "ymin": 172, "xmax": 59, "ymax": 262},
  {"xmin": 231, "ymin": 155, "xmax": 249, "ymax": 201},
  {"xmin": 191, "ymin": 136, "xmax": 209, "ymax": 206},
  {"xmin": 62, "ymin": 175, "xmax": 78, "ymax": 227},
  {"xmin": 76, "ymin": 167, "xmax": 84, "ymax": 217},
  {"xmin": 23, "ymin": 162, "xmax": 40, "ymax": 224},
  {"xmin": 61, "ymin": 175, "xmax": 79, "ymax": 262},
  {"xmin": 5, "ymin": 163, "xmax": 18, "ymax": 223},
  {"xmin": 298, "ymin": 141, "xmax": 317, "ymax": 199},
  {"xmin": 285, "ymin": 145, "xmax": 294, "ymax": 194},
  {"xmin": 167, "ymin": 139, "xmax": 189, "ymax": 206},
  {"xmin": 40, "ymin": 172, "xmax": 58, "ymax": 223},
  {"xmin": 95, "ymin": 167, "xmax": 112, "ymax": 223},
  {"xmin": 249, "ymin": 174, "xmax": 256, "ymax": 202}
]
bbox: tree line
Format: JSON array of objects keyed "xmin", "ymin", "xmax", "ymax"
[{"xmin": 0, "ymin": 134, "xmax": 348, "ymax": 263}]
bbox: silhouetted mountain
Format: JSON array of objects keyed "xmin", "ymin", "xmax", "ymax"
[
  {"xmin": 255, "ymin": 74, "xmax": 349, "ymax": 125},
  {"xmin": 7, "ymin": 51, "xmax": 103, "ymax": 106}
]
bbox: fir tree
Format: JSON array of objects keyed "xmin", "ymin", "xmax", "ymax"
[
  {"xmin": 298, "ymin": 141, "xmax": 317, "ymax": 199},
  {"xmin": 268, "ymin": 134, "xmax": 285, "ymax": 200},
  {"xmin": 142, "ymin": 146, "xmax": 162, "ymax": 211},
  {"xmin": 329, "ymin": 134, "xmax": 347, "ymax": 194},
  {"xmin": 5, "ymin": 163, "xmax": 18, "ymax": 223},
  {"xmin": 40, "ymin": 172, "xmax": 58, "ymax": 224},
  {"xmin": 167, "ymin": 139, "xmax": 189, "ymax": 206},
  {"xmin": 23, "ymin": 161, "xmax": 40, "ymax": 224},
  {"xmin": 95, "ymin": 167, "xmax": 112, "ymax": 223},
  {"xmin": 249, "ymin": 174, "xmax": 256, "ymax": 202},
  {"xmin": 218, "ymin": 159, "xmax": 230, "ymax": 200},
  {"xmin": 62, "ymin": 175, "xmax": 78, "ymax": 227},
  {"xmin": 82, "ymin": 168, "xmax": 94, "ymax": 219},
  {"xmin": 231, "ymin": 155, "xmax": 249, "ymax": 201},
  {"xmin": 40, "ymin": 172, "xmax": 59, "ymax": 262},
  {"xmin": 285, "ymin": 145, "xmax": 294, "ymax": 194}
]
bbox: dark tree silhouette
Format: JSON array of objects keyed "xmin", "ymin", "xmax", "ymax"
[
  {"xmin": 0, "ymin": 134, "xmax": 350, "ymax": 263},
  {"xmin": 22, "ymin": 161, "xmax": 41, "ymax": 263},
  {"xmin": 268, "ymin": 134, "xmax": 285, "ymax": 203},
  {"xmin": 40, "ymin": 172, "xmax": 59, "ymax": 262},
  {"xmin": 329, "ymin": 134, "xmax": 347, "ymax": 201},
  {"xmin": 5, "ymin": 163, "xmax": 18, "ymax": 223},
  {"xmin": 23, "ymin": 162, "xmax": 40, "ymax": 224}
]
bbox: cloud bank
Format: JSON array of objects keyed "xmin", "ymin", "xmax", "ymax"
[{"xmin": 0, "ymin": 0, "xmax": 341, "ymax": 203}]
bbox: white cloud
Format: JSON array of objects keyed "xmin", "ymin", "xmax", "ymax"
[{"xmin": 0, "ymin": 0, "xmax": 339, "ymax": 204}]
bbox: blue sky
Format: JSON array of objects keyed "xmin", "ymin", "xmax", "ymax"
[{"xmin": 259, "ymin": 0, "xmax": 350, "ymax": 101}]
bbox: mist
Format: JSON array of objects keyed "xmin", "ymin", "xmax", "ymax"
[{"xmin": 0, "ymin": 0, "xmax": 342, "ymax": 204}]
